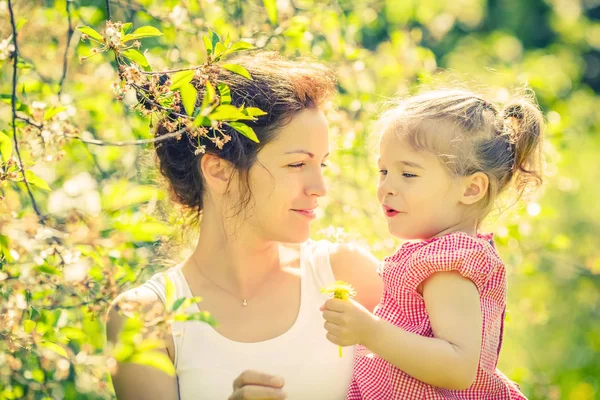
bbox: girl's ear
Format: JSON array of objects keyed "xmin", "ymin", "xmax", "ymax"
[
  {"xmin": 459, "ymin": 172, "xmax": 489, "ymax": 205},
  {"xmin": 200, "ymin": 154, "xmax": 234, "ymax": 194}
]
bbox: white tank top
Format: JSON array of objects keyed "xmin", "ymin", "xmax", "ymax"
[{"xmin": 142, "ymin": 240, "xmax": 354, "ymax": 400}]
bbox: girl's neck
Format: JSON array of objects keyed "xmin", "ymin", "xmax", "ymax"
[{"xmin": 429, "ymin": 220, "xmax": 478, "ymax": 240}]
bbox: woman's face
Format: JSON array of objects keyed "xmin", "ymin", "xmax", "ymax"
[{"xmin": 239, "ymin": 108, "xmax": 330, "ymax": 243}]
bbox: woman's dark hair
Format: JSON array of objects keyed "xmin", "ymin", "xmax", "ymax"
[{"xmin": 153, "ymin": 51, "xmax": 336, "ymax": 220}]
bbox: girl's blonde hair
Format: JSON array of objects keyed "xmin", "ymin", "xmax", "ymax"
[{"xmin": 379, "ymin": 88, "xmax": 544, "ymax": 220}]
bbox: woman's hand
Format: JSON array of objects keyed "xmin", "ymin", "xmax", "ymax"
[{"xmin": 229, "ymin": 370, "xmax": 287, "ymax": 400}]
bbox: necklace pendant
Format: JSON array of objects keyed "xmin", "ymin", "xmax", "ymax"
[{"xmin": 242, "ymin": 299, "xmax": 248, "ymax": 307}]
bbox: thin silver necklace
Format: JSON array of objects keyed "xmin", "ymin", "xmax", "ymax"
[{"xmin": 191, "ymin": 258, "xmax": 281, "ymax": 307}]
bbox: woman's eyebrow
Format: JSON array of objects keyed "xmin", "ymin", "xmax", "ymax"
[{"xmin": 284, "ymin": 150, "xmax": 330, "ymax": 158}]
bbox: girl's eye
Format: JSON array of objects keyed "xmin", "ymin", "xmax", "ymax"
[
  {"xmin": 321, "ymin": 163, "xmax": 328, "ymax": 168},
  {"xmin": 378, "ymin": 169, "xmax": 388, "ymax": 176},
  {"xmin": 403, "ymin": 172, "xmax": 417, "ymax": 178}
]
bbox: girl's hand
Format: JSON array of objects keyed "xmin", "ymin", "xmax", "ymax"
[
  {"xmin": 321, "ymin": 298, "xmax": 378, "ymax": 347},
  {"xmin": 229, "ymin": 370, "xmax": 287, "ymax": 400}
]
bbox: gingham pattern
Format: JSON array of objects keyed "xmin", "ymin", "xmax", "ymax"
[{"xmin": 348, "ymin": 232, "xmax": 527, "ymax": 400}]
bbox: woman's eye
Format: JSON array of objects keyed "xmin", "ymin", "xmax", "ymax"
[
  {"xmin": 321, "ymin": 163, "xmax": 328, "ymax": 168},
  {"xmin": 289, "ymin": 163, "xmax": 305, "ymax": 168},
  {"xmin": 378, "ymin": 169, "xmax": 388, "ymax": 176},
  {"xmin": 403, "ymin": 172, "xmax": 417, "ymax": 178}
]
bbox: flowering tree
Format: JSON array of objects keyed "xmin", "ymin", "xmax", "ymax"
[{"xmin": 1, "ymin": 0, "xmax": 599, "ymax": 399}]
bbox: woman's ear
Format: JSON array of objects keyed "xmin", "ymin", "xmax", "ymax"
[
  {"xmin": 200, "ymin": 154, "xmax": 233, "ymax": 194},
  {"xmin": 459, "ymin": 172, "xmax": 489, "ymax": 205}
]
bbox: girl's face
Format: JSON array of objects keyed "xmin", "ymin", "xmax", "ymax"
[
  {"xmin": 377, "ymin": 129, "xmax": 466, "ymax": 240},
  {"xmin": 240, "ymin": 108, "xmax": 330, "ymax": 243}
]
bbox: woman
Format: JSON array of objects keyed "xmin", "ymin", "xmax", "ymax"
[{"xmin": 106, "ymin": 52, "xmax": 383, "ymax": 400}]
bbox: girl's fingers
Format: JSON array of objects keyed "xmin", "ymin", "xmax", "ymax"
[
  {"xmin": 323, "ymin": 298, "xmax": 347, "ymax": 312},
  {"xmin": 324, "ymin": 321, "xmax": 343, "ymax": 336},
  {"xmin": 326, "ymin": 332, "xmax": 342, "ymax": 346},
  {"xmin": 322, "ymin": 309, "xmax": 345, "ymax": 324}
]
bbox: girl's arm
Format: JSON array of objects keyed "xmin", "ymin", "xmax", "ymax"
[{"xmin": 322, "ymin": 271, "xmax": 482, "ymax": 390}]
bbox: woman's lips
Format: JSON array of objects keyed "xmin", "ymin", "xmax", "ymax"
[{"xmin": 292, "ymin": 209, "xmax": 316, "ymax": 219}]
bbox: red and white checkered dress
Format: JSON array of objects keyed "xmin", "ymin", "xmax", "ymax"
[{"xmin": 348, "ymin": 231, "xmax": 526, "ymax": 400}]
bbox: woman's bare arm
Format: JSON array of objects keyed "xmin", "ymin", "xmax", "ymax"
[
  {"xmin": 106, "ymin": 286, "xmax": 179, "ymax": 400},
  {"xmin": 329, "ymin": 243, "xmax": 383, "ymax": 311}
]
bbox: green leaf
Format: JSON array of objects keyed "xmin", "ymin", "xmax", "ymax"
[
  {"xmin": 122, "ymin": 49, "xmax": 149, "ymax": 67},
  {"xmin": 214, "ymin": 42, "xmax": 226, "ymax": 60},
  {"xmin": 217, "ymin": 83, "xmax": 231, "ymax": 105},
  {"xmin": 264, "ymin": 0, "xmax": 278, "ymax": 25},
  {"xmin": 171, "ymin": 298, "xmax": 186, "ymax": 312},
  {"xmin": 174, "ymin": 310, "xmax": 217, "ymax": 325},
  {"xmin": 193, "ymin": 116, "xmax": 211, "ymax": 127},
  {"xmin": 180, "ymin": 83, "xmax": 198, "ymax": 116},
  {"xmin": 227, "ymin": 41, "xmax": 255, "ymax": 54},
  {"xmin": 209, "ymin": 30, "xmax": 220, "ymax": 51},
  {"xmin": 102, "ymin": 183, "xmax": 162, "ymax": 210},
  {"xmin": 77, "ymin": 26, "xmax": 104, "ymax": 42},
  {"xmin": 221, "ymin": 64, "xmax": 252, "ymax": 80},
  {"xmin": 24, "ymin": 320, "xmax": 36, "ymax": 333},
  {"xmin": 172, "ymin": 297, "xmax": 202, "ymax": 312},
  {"xmin": 24, "ymin": 170, "xmax": 51, "ymax": 191},
  {"xmin": 16, "ymin": 18, "xmax": 28, "ymax": 31},
  {"xmin": 36, "ymin": 265, "xmax": 62, "ymax": 276},
  {"xmin": 136, "ymin": 339, "xmax": 165, "ymax": 353},
  {"xmin": 205, "ymin": 81, "xmax": 216, "ymax": 104},
  {"xmin": 129, "ymin": 351, "xmax": 175, "ymax": 376},
  {"xmin": 0, "ymin": 131, "xmax": 12, "ymax": 160},
  {"xmin": 122, "ymin": 26, "xmax": 163, "ymax": 42},
  {"xmin": 244, "ymin": 107, "xmax": 267, "ymax": 117},
  {"xmin": 209, "ymin": 105, "xmax": 255, "ymax": 121},
  {"xmin": 122, "ymin": 22, "xmax": 133, "ymax": 34},
  {"xmin": 165, "ymin": 276, "xmax": 175, "ymax": 311},
  {"xmin": 40, "ymin": 341, "xmax": 68, "ymax": 358},
  {"xmin": 202, "ymin": 34, "xmax": 213, "ymax": 55},
  {"xmin": 228, "ymin": 122, "xmax": 259, "ymax": 143},
  {"xmin": 44, "ymin": 106, "xmax": 67, "ymax": 121},
  {"xmin": 60, "ymin": 327, "xmax": 86, "ymax": 341},
  {"xmin": 169, "ymin": 70, "xmax": 196, "ymax": 91},
  {"xmin": 17, "ymin": 58, "xmax": 33, "ymax": 69},
  {"xmin": 29, "ymin": 306, "xmax": 40, "ymax": 320},
  {"xmin": 199, "ymin": 81, "xmax": 216, "ymax": 115}
]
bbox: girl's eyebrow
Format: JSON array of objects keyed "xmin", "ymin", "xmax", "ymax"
[{"xmin": 398, "ymin": 160, "xmax": 424, "ymax": 169}]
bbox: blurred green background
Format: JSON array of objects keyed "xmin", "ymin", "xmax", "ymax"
[{"xmin": 1, "ymin": 0, "xmax": 599, "ymax": 399}]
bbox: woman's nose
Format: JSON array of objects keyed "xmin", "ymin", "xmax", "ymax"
[{"xmin": 306, "ymin": 169, "xmax": 328, "ymax": 197}]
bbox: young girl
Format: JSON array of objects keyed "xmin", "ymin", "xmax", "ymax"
[{"xmin": 321, "ymin": 89, "xmax": 543, "ymax": 399}]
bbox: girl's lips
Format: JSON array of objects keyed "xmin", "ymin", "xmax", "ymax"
[{"xmin": 383, "ymin": 205, "xmax": 401, "ymax": 217}]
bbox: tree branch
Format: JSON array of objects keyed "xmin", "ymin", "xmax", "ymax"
[
  {"xmin": 7, "ymin": 0, "xmax": 44, "ymax": 220},
  {"xmin": 58, "ymin": 0, "xmax": 75, "ymax": 97},
  {"xmin": 65, "ymin": 125, "xmax": 190, "ymax": 147}
]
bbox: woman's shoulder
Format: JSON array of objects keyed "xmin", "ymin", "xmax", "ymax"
[{"xmin": 106, "ymin": 267, "xmax": 180, "ymax": 339}]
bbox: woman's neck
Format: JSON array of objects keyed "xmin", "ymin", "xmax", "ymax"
[{"xmin": 189, "ymin": 209, "xmax": 283, "ymax": 295}]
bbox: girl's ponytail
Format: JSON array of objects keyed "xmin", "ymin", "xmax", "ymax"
[{"xmin": 500, "ymin": 99, "xmax": 544, "ymax": 194}]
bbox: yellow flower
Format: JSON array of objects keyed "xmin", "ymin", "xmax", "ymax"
[
  {"xmin": 321, "ymin": 280, "xmax": 357, "ymax": 300},
  {"xmin": 321, "ymin": 280, "xmax": 357, "ymax": 357}
]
